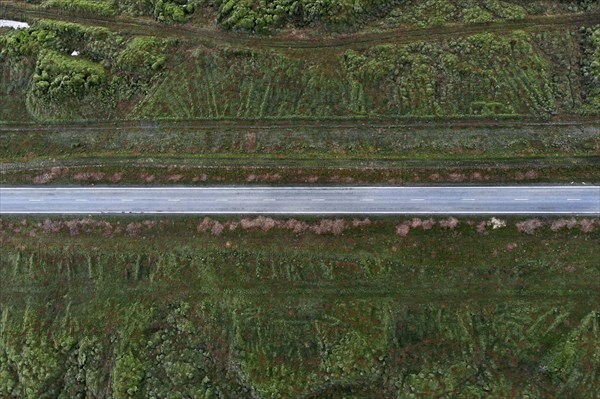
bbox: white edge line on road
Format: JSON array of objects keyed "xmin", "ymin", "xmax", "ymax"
[
  {"xmin": 2, "ymin": 186, "xmax": 599, "ymax": 190},
  {"xmin": 2, "ymin": 211, "xmax": 599, "ymax": 215}
]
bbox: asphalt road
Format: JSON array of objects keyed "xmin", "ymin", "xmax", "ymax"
[{"xmin": 1, "ymin": 186, "xmax": 598, "ymax": 215}]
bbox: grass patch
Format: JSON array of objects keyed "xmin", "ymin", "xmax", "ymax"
[
  {"xmin": 1, "ymin": 216, "xmax": 598, "ymax": 397},
  {"xmin": 1, "ymin": 21, "xmax": 592, "ymax": 121},
  {"xmin": 1, "ymin": 122, "xmax": 598, "ymax": 185},
  {"xmin": 2, "ymin": 123, "xmax": 598, "ymax": 161},
  {"xmin": 43, "ymin": 0, "xmax": 116, "ymax": 16},
  {"xmin": 135, "ymin": 30, "xmax": 584, "ymax": 119}
]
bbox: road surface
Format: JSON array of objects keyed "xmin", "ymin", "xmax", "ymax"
[{"xmin": 1, "ymin": 186, "xmax": 598, "ymax": 215}]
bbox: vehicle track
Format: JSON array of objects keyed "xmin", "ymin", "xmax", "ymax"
[
  {"xmin": 2, "ymin": 2, "xmax": 599, "ymax": 50},
  {"xmin": 1, "ymin": 116, "xmax": 599, "ymax": 133}
]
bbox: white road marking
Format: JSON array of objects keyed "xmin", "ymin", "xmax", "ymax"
[
  {"xmin": 462, "ymin": 199, "xmax": 475, "ymax": 201},
  {"xmin": 6, "ymin": 185, "xmax": 596, "ymax": 190},
  {"xmin": 361, "ymin": 198, "xmax": 374, "ymax": 202},
  {"xmin": 4, "ymin": 186, "xmax": 598, "ymax": 216},
  {"xmin": 263, "ymin": 198, "xmax": 276, "ymax": 202},
  {"xmin": 5, "ymin": 211, "xmax": 599, "ymax": 215},
  {"xmin": 75, "ymin": 199, "xmax": 88, "ymax": 202},
  {"xmin": 168, "ymin": 199, "xmax": 180, "ymax": 202}
]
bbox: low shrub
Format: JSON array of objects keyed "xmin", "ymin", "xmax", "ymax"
[
  {"xmin": 44, "ymin": 0, "xmax": 117, "ymax": 16},
  {"xmin": 31, "ymin": 50, "xmax": 107, "ymax": 101}
]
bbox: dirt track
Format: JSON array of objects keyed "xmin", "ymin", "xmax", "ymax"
[{"xmin": 2, "ymin": 1, "xmax": 599, "ymax": 50}]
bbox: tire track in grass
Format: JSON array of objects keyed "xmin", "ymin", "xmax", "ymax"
[{"xmin": 2, "ymin": 1, "xmax": 599, "ymax": 50}]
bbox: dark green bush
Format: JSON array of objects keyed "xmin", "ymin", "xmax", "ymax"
[
  {"xmin": 113, "ymin": 0, "xmax": 197, "ymax": 23},
  {"xmin": 32, "ymin": 50, "xmax": 107, "ymax": 100},
  {"xmin": 117, "ymin": 36, "xmax": 170, "ymax": 77},
  {"xmin": 215, "ymin": 0, "xmax": 397, "ymax": 32},
  {"xmin": 43, "ymin": 0, "xmax": 117, "ymax": 16},
  {"xmin": 581, "ymin": 25, "xmax": 600, "ymax": 113}
]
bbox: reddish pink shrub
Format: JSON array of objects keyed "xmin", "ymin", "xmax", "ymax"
[
  {"xmin": 579, "ymin": 219, "xmax": 597, "ymax": 233},
  {"xmin": 227, "ymin": 221, "xmax": 239, "ymax": 231},
  {"xmin": 197, "ymin": 217, "xmax": 214, "ymax": 233},
  {"xmin": 74, "ymin": 172, "xmax": 106, "ymax": 181},
  {"xmin": 283, "ymin": 219, "xmax": 309, "ymax": 233},
  {"xmin": 42, "ymin": 219, "xmax": 62, "ymax": 233},
  {"xmin": 410, "ymin": 218, "xmax": 423, "ymax": 228},
  {"xmin": 471, "ymin": 172, "xmax": 483, "ymax": 181},
  {"xmin": 439, "ymin": 217, "xmax": 459, "ymax": 229},
  {"xmin": 193, "ymin": 174, "xmax": 208, "ymax": 182},
  {"xmin": 142, "ymin": 220, "xmax": 156, "ymax": 229},
  {"xmin": 246, "ymin": 173, "xmax": 282, "ymax": 182},
  {"xmin": 550, "ymin": 219, "xmax": 576, "ymax": 232},
  {"xmin": 448, "ymin": 173, "xmax": 466, "ymax": 182},
  {"xmin": 167, "ymin": 174, "xmax": 184, "ymax": 182},
  {"xmin": 126, "ymin": 222, "xmax": 142, "ymax": 237},
  {"xmin": 396, "ymin": 224, "xmax": 410, "ymax": 237},
  {"xmin": 525, "ymin": 170, "xmax": 539, "ymax": 180},
  {"xmin": 33, "ymin": 167, "xmax": 67, "ymax": 184},
  {"xmin": 240, "ymin": 218, "xmax": 257, "ymax": 230},
  {"xmin": 258, "ymin": 216, "xmax": 277, "ymax": 231},
  {"xmin": 311, "ymin": 219, "xmax": 346, "ymax": 235},
  {"xmin": 140, "ymin": 173, "xmax": 155, "ymax": 183},
  {"xmin": 64, "ymin": 220, "xmax": 81, "ymax": 236},
  {"xmin": 352, "ymin": 218, "xmax": 372, "ymax": 228},
  {"xmin": 211, "ymin": 221, "xmax": 224, "ymax": 236},
  {"xmin": 516, "ymin": 219, "xmax": 545, "ymax": 235},
  {"xmin": 506, "ymin": 242, "xmax": 518, "ymax": 251},
  {"xmin": 110, "ymin": 172, "xmax": 123, "ymax": 183},
  {"xmin": 421, "ymin": 218, "xmax": 436, "ymax": 230},
  {"xmin": 476, "ymin": 221, "xmax": 487, "ymax": 235},
  {"xmin": 103, "ymin": 224, "xmax": 113, "ymax": 238}
]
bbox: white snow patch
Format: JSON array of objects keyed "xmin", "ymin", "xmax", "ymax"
[{"xmin": 0, "ymin": 19, "xmax": 30, "ymax": 29}]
